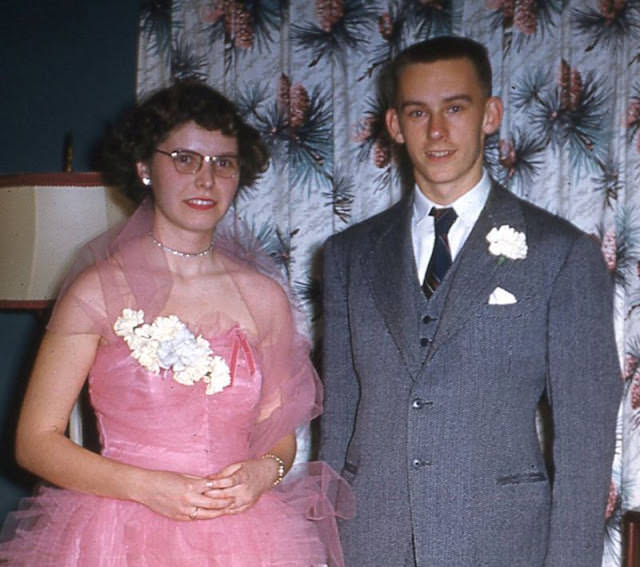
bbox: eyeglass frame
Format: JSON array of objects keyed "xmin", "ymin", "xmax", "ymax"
[{"xmin": 154, "ymin": 148, "xmax": 240, "ymax": 178}]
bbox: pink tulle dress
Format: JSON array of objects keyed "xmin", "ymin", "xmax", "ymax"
[{"xmin": 0, "ymin": 200, "xmax": 352, "ymax": 566}]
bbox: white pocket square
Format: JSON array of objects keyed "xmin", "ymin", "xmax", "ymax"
[{"xmin": 488, "ymin": 286, "xmax": 517, "ymax": 305}]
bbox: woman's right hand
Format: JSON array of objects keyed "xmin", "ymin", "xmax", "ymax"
[{"xmin": 137, "ymin": 469, "xmax": 236, "ymax": 521}]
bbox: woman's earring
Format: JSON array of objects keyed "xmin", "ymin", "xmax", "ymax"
[{"xmin": 142, "ymin": 177, "xmax": 151, "ymax": 187}]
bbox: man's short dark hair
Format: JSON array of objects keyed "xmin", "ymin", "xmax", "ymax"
[{"xmin": 386, "ymin": 35, "xmax": 493, "ymax": 105}]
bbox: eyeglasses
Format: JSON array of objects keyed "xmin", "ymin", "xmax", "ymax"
[{"xmin": 155, "ymin": 149, "xmax": 239, "ymax": 178}]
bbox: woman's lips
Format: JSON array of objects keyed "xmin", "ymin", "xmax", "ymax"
[{"xmin": 184, "ymin": 198, "xmax": 216, "ymax": 210}]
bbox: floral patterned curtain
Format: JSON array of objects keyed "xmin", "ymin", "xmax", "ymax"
[{"xmin": 136, "ymin": 1, "xmax": 640, "ymax": 564}]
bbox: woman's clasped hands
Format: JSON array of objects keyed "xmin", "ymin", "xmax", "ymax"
[
  {"xmin": 202, "ymin": 457, "xmax": 282, "ymax": 516},
  {"xmin": 140, "ymin": 458, "xmax": 280, "ymax": 521}
]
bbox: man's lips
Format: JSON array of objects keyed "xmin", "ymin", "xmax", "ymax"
[
  {"xmin": 184, "ymin": 198, "xmax": 216, "ymax": 210},
  {"xmin": 426, "ymin": 149, "xmax": 455, "ymax": 159}
]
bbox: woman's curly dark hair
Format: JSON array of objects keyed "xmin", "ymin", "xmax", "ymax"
[{"xmin": 100, "ymin": 80, "xmax": 269, "ymax": 202}]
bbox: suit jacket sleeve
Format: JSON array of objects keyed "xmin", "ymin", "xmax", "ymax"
[
  {"xmin": 544, "ymin": 233, "xmax": 621, "ymax": 566},
  {"xmin": 319, "ymin": 235, "xmax": 359, "ymax": 473}
]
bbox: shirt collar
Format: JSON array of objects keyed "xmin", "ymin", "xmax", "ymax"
[{"xmin": 412, "ymin": 170, "xmax": 491, "ymax": 228}]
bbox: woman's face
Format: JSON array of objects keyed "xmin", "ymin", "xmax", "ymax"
[{"xmin": 137, "ymin": 120, "xmax": 240, "ymax": 239}]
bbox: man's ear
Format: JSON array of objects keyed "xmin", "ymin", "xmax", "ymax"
[
  {"xmin": 482, "ymin": 96, "xmax": 504, "ymax": 135},
  {"xmin": 385, "ymin": 108, "xmax": 405, "ymax": 144}
]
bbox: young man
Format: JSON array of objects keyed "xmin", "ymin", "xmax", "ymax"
[{"xmin": 320, "ymin": 36, "xmax": 621, "ymax": 566}]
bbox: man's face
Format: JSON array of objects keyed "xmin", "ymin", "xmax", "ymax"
[{"xmin": 385, "ymin": 58, "xmax": 503, "ymax": 205}]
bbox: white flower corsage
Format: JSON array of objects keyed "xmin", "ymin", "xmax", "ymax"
[
  {"xmin": 486, "ymin": 225, "xmax": 527, "ymax": 263},
  {"xmin": 113, "ymin": 308, "xmax": 231, "ymax": 395}
]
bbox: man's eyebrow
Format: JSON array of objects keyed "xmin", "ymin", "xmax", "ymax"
[{"xmin": 399, "ymin": 94, "xmax": 474, "ymax": 109}]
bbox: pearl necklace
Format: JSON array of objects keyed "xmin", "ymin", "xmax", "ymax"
[{"xmin": 149, "ymin": 233, "xmax": 213, "ymax": 258}]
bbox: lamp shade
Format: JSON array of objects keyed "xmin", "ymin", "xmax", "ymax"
[{"xmin": 0, "ymin": 173, "xmax": 134, "ymax": 308}]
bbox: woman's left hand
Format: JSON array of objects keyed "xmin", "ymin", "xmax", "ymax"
[{"xmin": 203, "ymin": 458, "xmax": 279, "ymax": 515}]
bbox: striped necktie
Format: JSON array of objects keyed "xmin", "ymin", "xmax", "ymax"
[{"xmin": 422, "ymin": 206, "xmax": 457, "ymax": 298}]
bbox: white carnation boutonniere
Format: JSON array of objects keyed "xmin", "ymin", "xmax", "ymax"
[
  {"xmin": 113, "ymin": 308, "xmax": 231, "ymax": 395},
  {"xmin": 486, "ymin": 225, "xmax": 527, "ymax": 264}
]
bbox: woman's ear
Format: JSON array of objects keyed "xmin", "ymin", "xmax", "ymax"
[{"xmin": 136, "ymin": 162, "xmax": 152, "ymax": 186}]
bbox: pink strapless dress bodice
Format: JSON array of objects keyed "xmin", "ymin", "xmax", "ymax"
[
  {"xmin": 0, "ymin": 328, "xmax": 340, "ymax": 566},
  {"xmin": 93, "ymin": 327, "xmax": 260, "ymax": 475}
]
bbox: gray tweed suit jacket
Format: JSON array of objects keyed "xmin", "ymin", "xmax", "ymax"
[{"xmin": 320, "ymin": 183, "xmax": 621, "ymax": 567}]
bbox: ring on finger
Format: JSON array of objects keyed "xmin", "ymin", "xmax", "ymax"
[{"xmin": 189, "ymin": 506, "xmax": 199, "ymax": 520}]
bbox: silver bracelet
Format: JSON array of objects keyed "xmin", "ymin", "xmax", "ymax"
[{"xmin": 262, "ymin": 453, "xmax": 285, "ymax": 486}]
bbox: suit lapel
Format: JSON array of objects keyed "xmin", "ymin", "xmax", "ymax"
[
  {"xmin": 364, "ymin": 199, "xmax": 425, "ymax": 377},
  {"xmin": 425, "ymin": 184, "xmax": 526, "ymax": 363}
]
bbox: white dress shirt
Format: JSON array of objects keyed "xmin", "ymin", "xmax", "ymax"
[{"xmin": 411, "ymin": 170, "xmax": 491, "ymax": 284}]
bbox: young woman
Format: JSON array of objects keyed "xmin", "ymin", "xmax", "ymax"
[{"xmin": 0, "ymin": 80, "xmax": 351, "ymax": 566}]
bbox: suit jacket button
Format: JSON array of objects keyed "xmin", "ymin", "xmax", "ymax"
[
  {"xmin": 420, "ymin": 337, "xmax": 431, "ymax": 347},
  {"xmin": 411, "ymin": 398, "xmax": 432, "ymax": 409},
  {"xmin": 422, "ymin": 315, "xmax": 436, "ymax": 324},
  {"xmin": 412, "ymin": 458, "xmax": 430, "ymax": 469}
]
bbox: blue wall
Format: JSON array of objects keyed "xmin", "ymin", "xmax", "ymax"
[
  {"xmin": 0, "ymin": 0, "xmax": 139, "ymax": 521},
  {"xmin": 0, "ymin": 312, "xmax": 42, "ymax": 521},
  {"xmin": 0, "ymin": 0, "xmax": 139, "ymax": 173}
]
